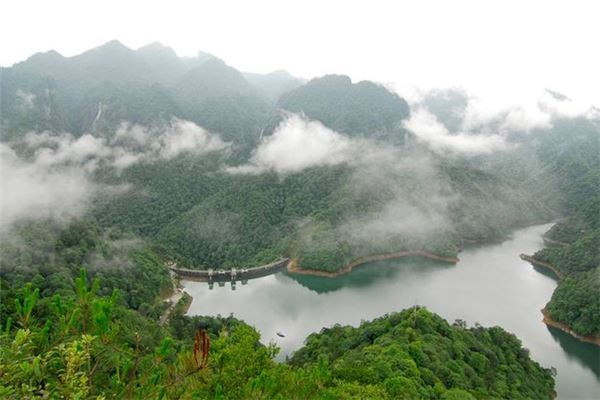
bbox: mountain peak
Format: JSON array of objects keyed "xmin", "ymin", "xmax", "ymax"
[
  {"xmin": 267, "ymin": 69, "xmax": 294, "ymax": 78},
  {"xmin": 84, "ymin": 40, "xmax": 132, "ymax": 56},
  {"xmin": 139, "ymin": 41, "xmax": 167, "ymax": 49},
  {"xmin": 13, "ymin": 49, "xmax": 67, "ymax": 71},
  {"xmin": 279, "ymin": 73, "xmax": 409, "ymax": 137},
  {"xmin": 137, "ymin": 41, "xmax": 177, "ymax": 55},
  {"xmin": 23, "ymin": 49, "xmax": 65, "ymax": 61},
  {"xmin": 315, "ymin": 74, "xmax": 352, "ymax": 85},
  {"xmin": 136, "ymin": 42, "xmax": 185, "ymax": 84},
  {"xmin": 99, "ymin": 39, "xmax": 128, "ymax": 49},
  {"xmin": 42, "ymin": 49, "xmax": 64, "ymax": 58}
]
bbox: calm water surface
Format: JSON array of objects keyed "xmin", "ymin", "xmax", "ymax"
[{"xmin": 184, "ymin": 224, "xmax": 600, "ymax": 399}]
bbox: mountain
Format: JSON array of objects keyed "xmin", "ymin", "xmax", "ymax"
[
  {"xmin": 244, "ymin": 69, "xmax": 303, "ymax": 101},
  {"xmin": 10, "ymin": 49, "xmax": 70, "ymax": 78},
  {"xmin": 0, "ymin": 68, "xmax": 68, "ymax": 138},
  {"xmin": 2, "ymin": 41, "xmax": 273, "ymax": 139},
  {"xmin": 175, "ymin": 58, "xmax": 256, "ymax": 98},
  {"xmin": 14, "ymin": 40, "xmax": 156, "ymax": 86},
  {"xmin": 172, "ymin": 58, "xmax": 272, "ymax": 142},
  {"xmin": 69, "ymin": 40, "xmax": 157, "ymax": 85},
  {"xmin": 279, "ymin": 74, "xmax": 410, "ymax": 140},
  {"xmin": 3, "ymin": 42, "xmax": 415, "ymax": 144},
  {"xmin": 4, "ymin": 40, "xmax": 173, "ymax": 136},
  {"xmin": 181, "ymin": 50, "xmax": 219, "ymax": 70},
  {"xmin": 136, "ymin": 42, "xmax": 187, "ymax": 85},
  {"xmin": 420, "ymin": 89, "xmax": 469, "ymax": 132}
]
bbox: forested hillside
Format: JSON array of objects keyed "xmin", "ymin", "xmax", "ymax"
[
  {"xmin": 0, "ymin": 277, "xmax": 556, "ymax": 399},
  {"xmin": 1, "ymin": 40, "xmax": 281, "ymax": 144},
  {"xmin": 279, "ymin": 74, "xmax": 410, "ymax": 141},
  {"xmin": 528, "ymin": 118, "xmax": 600, "ymax": 339},
  {"xmin": 0, "ymin": 219, "xmax": 170, "ymax": 316}
]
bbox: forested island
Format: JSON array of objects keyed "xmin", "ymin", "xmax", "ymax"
[{"xmin": 1, "ymin": 40, "xmax": 598, "ymax": 398}]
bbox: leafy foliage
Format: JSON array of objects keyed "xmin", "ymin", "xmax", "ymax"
[
  {"xmin": 530, "ymin": 118, "xmax": 600, "ymax": 337},
  {"xmin": 290, "ymin": 308, "xmax": 555, "ymax": 399},
  {"xmin": 0, "ymin": 219, "xmax": 170, "ymax": 315},
  {"xmin": 0, "ymin": 279, "xmax": 556, "ymax": 399}
]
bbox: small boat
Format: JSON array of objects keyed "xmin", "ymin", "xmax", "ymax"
[{"xmin": 276, "ymin": 331, "xmax": 286, "ymax": 338}]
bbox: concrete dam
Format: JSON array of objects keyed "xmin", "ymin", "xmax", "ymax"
[{"xmin": 167, "ymin": 258, "xmax": 290, "ymax": 290}]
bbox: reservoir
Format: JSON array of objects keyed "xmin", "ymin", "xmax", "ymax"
[{"xmin": 184, "ymin": 224, "xmax": 600, "ymax": 399}]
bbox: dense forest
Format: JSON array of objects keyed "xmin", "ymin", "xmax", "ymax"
[
  {"xmin": 0, "ymin": 219, "xmax": 170, "ymax": 316},
  {"xmin": 528, "ymin": 118, "xmax": 600, "ymax": 339},
  {"xmin": 2, "ymin": 40, "xmax": 563, "ymax": 274},
  {"xmin": 1, "ymin": 40, "xmax": 598, "ymax": 398},
  {"xmin": 533, "ymin": 202, "xmax": 600, "ymax": 338},
  {"xmin": 0, "ymin": 276, "xmax": 556, "ymax": 398}
]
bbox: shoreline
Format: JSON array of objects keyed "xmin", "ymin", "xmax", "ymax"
[
  {"xmin": 287, "ymin": 251, "xmax": 459, "ymax": 278},
  {"xmin": 176, "ymin": 292, "xmax": 193, "ymax": 316},
  {"xmin": 519, "ymin": 254, "xmax": 563, "ymax": 279},
  {"xmin": 521, "ymin": 254, "xmax": 600, "ymax": 346},
  {"xmin": 542, "ymin": 237, "xmax": 569, "ymax": 247},
  {"xmin": 541, "ymin": 306, "xmax": 600, "ymax": 346}
]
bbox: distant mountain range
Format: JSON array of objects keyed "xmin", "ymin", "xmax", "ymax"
[{"xmin": 1, "ymin": 40, "xmax": 410, "ymax": 145}]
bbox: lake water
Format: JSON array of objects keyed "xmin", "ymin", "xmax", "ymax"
[{"xmin": 184, "ymin": 224, "xmax": 600, "ymax": 399}]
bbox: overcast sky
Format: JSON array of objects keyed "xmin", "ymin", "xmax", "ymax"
[{"xmin": 2, "ymin": 0, "xmax": 599, "ymax": 104}]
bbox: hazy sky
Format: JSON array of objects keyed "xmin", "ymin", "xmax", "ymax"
[{"xmin": 2, "ymin": 0, "xmax": 599, "ymax": 104}]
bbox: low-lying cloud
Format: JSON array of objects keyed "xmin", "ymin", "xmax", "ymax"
[
  {"xmin": 1, "ymin": 118, "xmax": 227, "ymax": 231},
  {"xmin": 396, "ymin": 85, "xmax": 599, "ymax": 144},
  {"xmin": 0, "ymin": 143, "xmax": 94, "ymax": 230},
  {"xmin": 22, "ymin": 118, "xmax": 228, "ymax": 172},
  {"xmin": 154, "ymin": 120, "xmax": 227, "ymax": 159},
  {"xmin": 228, "ymin": 114, "xmax": 357, "ymax": 174},
  {"xmin": 414, "ymin": 86, "xmax": 598, "ymax": 136},
  {"xmin": 404, "ymin": 108, "xmax": 510, "ymax": 155}
]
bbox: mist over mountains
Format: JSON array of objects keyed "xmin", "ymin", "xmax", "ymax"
[{"xmin": 1, "ymin": 39, "xmax": 598, "ymax": 267}]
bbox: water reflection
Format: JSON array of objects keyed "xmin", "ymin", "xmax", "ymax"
[
  {"xmin": 184, "ymin": 223, "xmax": 600, "ymax": 399},
  {"xmin": 285, "ymin": 257, "xmax": 454, "ymax": 294},
  {"xmin": 547, "ymin": 325, "xmax": 600, "ymax": 377}
]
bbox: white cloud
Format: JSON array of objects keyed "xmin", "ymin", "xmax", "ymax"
[
  {"xmin": 404, "ymin": 109, "xmax": 510, "ymax": 154},
  {"xmin": 18, "ymin": 119, "xmax": 228, "ymax": 173},
  {"xmin": 33, "ymin": 133, "xmax": 112, "ymax": 169},
  {"xmin": 538, "ymin": 90, "xmax": 597, "ymax": 119},
  {"xmin": 114, "ymin": 123, "xmax": 152, "ymax": 147},
  {"xmin": 448, "ymin": 88, "xmax": 597, "ymax": 134},
  {"xmin": 0, "ymin": 118, "xmax": 228, "ymax": 231},
  {"xmin": 0, "ymin": 143, "xmax": 94, "ymax": 230},
  {"xmin": 228, "ymin": 114, "xmax": 356, "ymax": 174},
  {"xmin": 339, "ymin": 198, "xmax": 449, "ymax": 243},
  {"xmin": 396, "ymin": 85, "xmax": 599, "ymax": 141},
  {"xmin": 154, "ymin": 119, "xmax": 228, "ymax": 159}
]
